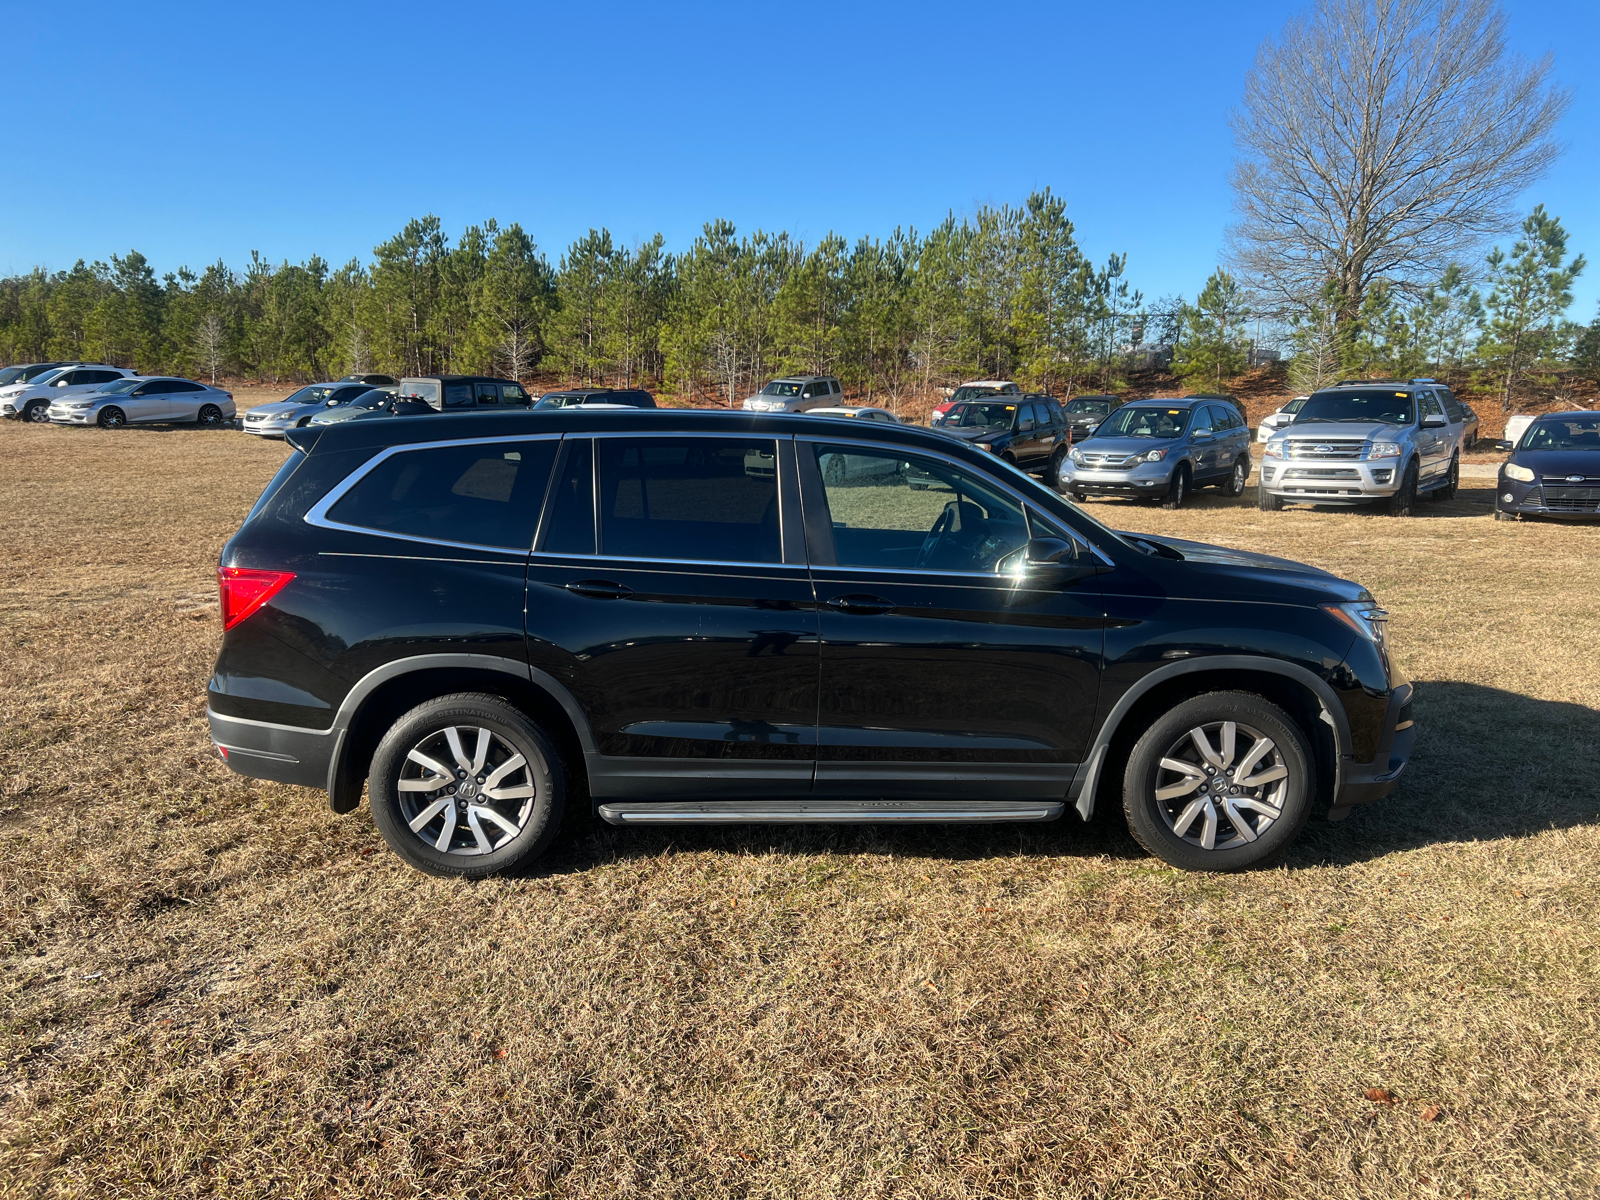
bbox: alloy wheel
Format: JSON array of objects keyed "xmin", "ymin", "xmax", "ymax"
[
  {"xmin": 26, "ymin": 403, "xmax": 49, "ymax": 423},
  {"xmin": 1151, "ymin": 720, "xmax": 1289, "ymax": 851},
  {"xmin": 396, "ymin": 725, "xmax": 539, "ymax": 856}
]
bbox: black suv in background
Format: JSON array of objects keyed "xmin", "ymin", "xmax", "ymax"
[
  {"xmin": 935, "ymin": 394, "xmax": 1068, "ymax": 474},
  {"xmin": 209, "ymin": 409, "xmax": 1413, "ymax": 878},
  {"xmin": 385, "ymin": 375, "xmax": 533, "ymax": 416},
  {"xmin": 1061, "ymin": 394, "xmax": 1123, "ymax": 439}
]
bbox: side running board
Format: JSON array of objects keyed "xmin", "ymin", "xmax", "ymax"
[{"xmin": 596, "ymin": 800, "xmax": 1065, "ymax": 826}]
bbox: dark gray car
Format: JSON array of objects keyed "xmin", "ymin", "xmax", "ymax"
[{"xmin": 1054, "ymin": 398, "xmax": 1253, "ymax": 508}]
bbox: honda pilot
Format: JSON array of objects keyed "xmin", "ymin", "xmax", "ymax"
[{"xmin": 208, "ymin": 410, "xmax": 1413, "ymax": 878}]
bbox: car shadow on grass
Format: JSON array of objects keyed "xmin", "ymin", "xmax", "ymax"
[
  {"xmin": 539, "ymin": 679, "xmax": 1599, "ymax": 877},
  {"xmin": 1289, "ymin": 680, "xmax": 1600, "ymax": 867}
]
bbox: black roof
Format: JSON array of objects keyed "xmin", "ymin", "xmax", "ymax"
[
  {"xmin": 289, "ymin": 407, "xmax": 993, "ymax": 464},
  {"xmin": 403, "ymin": 374, "xmax": 518, "ymax": 385}
]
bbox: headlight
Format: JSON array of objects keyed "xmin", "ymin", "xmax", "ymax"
[
  {"xmin": 975, "ymin": 442, "xmax": 995, "ymax": 454},
  {"xmin": 1323, "ymin": 598, "xmax": 1391, "ymax": 669},
  {"xmin": 1366, "ymin": 441, "xmax": 1401, "ymax": 459},
  {"xmin": 1069, "ymin": 448, "xmax": 1085, "ymax": 465},
  {"xmin": 1141, "ymin": 448, "xmax": 1167, "ymax": 462},
  {"xmin": 1263, "ymin": 442, "xmax": 1283, "ymax": 459},
  {"xmin": 1504, "ymin": 463, "xmax": 1535, "ymax": 482},
  {"xmin": 66, "ymin": 401, "xmax": 93, "ymax": 409}
]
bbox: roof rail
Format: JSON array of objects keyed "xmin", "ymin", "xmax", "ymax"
[{"xmin": 1334, "ymin": 378, "xmax": 1408, "ymax": 386}]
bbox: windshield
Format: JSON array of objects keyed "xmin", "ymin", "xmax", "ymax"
[
  {"xmin": 0, "ymin": 367, "xmax": 26, "ymax": 386},
  {"xmin": 1284, "ymin": 398, "xmax": 1307, "ymax": 414},
  {"xmin": 1295, "ymin": 390, "xmax": 1414, "ymax": 425},
  {"xmin": 1095, "ymin": 405, "xmax": 1191, "ymax": 439},
  {"xmin": 97, "ymin": 379, "xmax": 142, "ymax": 395},
  {"xmin": 1521, "ymin": 417, "xmax": 1600, "ymax": 452},
  {"xmin": 1065, "ymin": 399, "xmax": 1111, "ymax": 416},
  {"xmin": 31, "ymin": 368, "xmax": 68, "ymax": 387},
  {"xmin": 951, "ymin": 401, "xmax": 1018, "ymax": 431},
  {"xmin": 950, "ymin": 386, "xmax": 1004, "ymax": 404},
  {"xmin": 760, "ymin": 381, "xmax": 802, "ymax": 397}
]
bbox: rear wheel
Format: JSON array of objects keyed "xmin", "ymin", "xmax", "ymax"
[
  {"xmin": 97, "ymin": 406, "xmax": 126, "ymax": 429},
  {"xmin": 1160, "ymin": 464, "xmax": 1189, "ymax": 509},
  {"xmin": 198, "ymin": 403, "xmax": 225, "ymax": 427},
  {"xmin": 23, "ymin": 400, "xmax": 49, "ymax": 424},
  {"xmin": 1222, "ymin": 456, "xmax": 1249, "ymax": 497},
  {"xmin": 369, "ymin": 693, "xmax": 566, "ymax": 878},
  {"xmin": 1435, "ymin": 453, "xmax": 1459, "ymax": 501},
  {"xmin": 1123, "ymin": 691, "xmax": 1313, "ymax": 872},
  {"xmin": 1047, "ymin": 447, "xmax": 1068, "ymax": 491},
  {"xmin": 1386, "ymin": 460, "xmax": 1419, "ymax": 517}
]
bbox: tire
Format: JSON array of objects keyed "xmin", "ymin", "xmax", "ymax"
[
  {"xmin": 97, "ymin": 406, "xmax": 126, "ymax": 429},
  {"xmin": 1122, "ymin": 691, "xmax": 1314, "ymax": 872},
  {"xmin": 1385, "ymin": 460, "xmax": 1418, "ymax": 517},
  {"xmin": 368, "ymin": 693, "xmax": 567, "ymax": 878},
  {"xmin": 1047, "ymin": 447, "xmax": 1068, "ymax": 493},
  {"xmin": 1257, "ymin": 482, "xmax": 1282, "ymax": 511},
  {"xmin": 1437, "ymin": 454, "xmax": 1459, "ymax": 501},
  {"xmin": 1494, "ymin": 509, "xmax": 1516, "ymax": 521},
  {"xmin": 23, "ymin": 400, "xmax": 49, "ymax": 424},
  {"xmin": 1160, "ymin": 463, "xmax": 1189, "ymax": 509},
  {"xmin": 1222, "ymin": 456, "xmax": 1249, "ymax": 498},
  {"xmin": 198, "ymin": 403, "xmax": 225, "ymax": 427}
]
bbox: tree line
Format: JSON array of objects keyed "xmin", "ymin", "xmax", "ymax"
[{"xmin": 0, "ymin": 191, "xmax": 1165, "ymax": 408}]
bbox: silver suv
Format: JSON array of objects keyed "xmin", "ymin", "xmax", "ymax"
[
  {"xmin": 742, "ymin": 376, "xmax": 841, "ymax": 413},
  {"xmin": 1259, "ymin": 380, "xmax": 1465, "ymax": 517}
]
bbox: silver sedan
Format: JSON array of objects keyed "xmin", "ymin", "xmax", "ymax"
[
  {"xmin": 47, "ymin": 377, "xmax": 236, "ymax": 428},
  {"xmin": 241, "ymin": 382, "xmax": 382, "ymax": 437}
]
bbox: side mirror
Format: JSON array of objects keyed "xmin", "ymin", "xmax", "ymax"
[
  {"xmin": 1423, "ymin": 415, "xmax": 1447, "ymax": 428},
  {"xmin": 1193, "ymin": 429, "xmax": 1213, "ymax": 440},
  {"xmin": 997, "ymin": 537, "xmax": 1092, "ymax": 586}
]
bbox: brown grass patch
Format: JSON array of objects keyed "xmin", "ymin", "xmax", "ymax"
[{"xmin": 1, "ymin": 420, "xmax": 1598, "ymax": 1198}]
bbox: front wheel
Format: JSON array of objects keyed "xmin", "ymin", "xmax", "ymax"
[
  {"xmin": 23, "ymin": 401, "xmax": 49, "ymax": 424},
  {"xmin": 1122, "ymin": 691, "xmax": 1314, "ymax": 872},
  {"xmin": 1160, "ymin": 463, "xmax": 1189, "ymax": 509},
  {"xmin": 1257, "ymin": 481, "xmax": 1282, "ymax": 511},
  {"xmin": 1386, "ymin": 460, "xmax": 1419, "ymax": 517},
  {"xmin": 97, "ymin": 406, "xmax": 126, "ymax": 429},
  {"xmin": 368, "ymin": 693, "xmax": 567, "ymax": 878}
]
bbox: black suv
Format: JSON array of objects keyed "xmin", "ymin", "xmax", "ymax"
[
  {"xmin": 208, "ymin": 410, "xmax": 1413, "ymax": 877},
  {"xmin": 935, "ymin": 394, "xmax": 1068, "ymax": 474},
  {"xmin": 384, "ymin": 375, "xmax": 533, "ymax": 416}
]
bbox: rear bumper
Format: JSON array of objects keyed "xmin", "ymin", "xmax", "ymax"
[
  {"xmin": 1330, "ymin": 682, "xmax": 1414, "ymax": 816},
  {"xmin": 208, "ymin": 708, "xmax": 335, "ymax": 789}
]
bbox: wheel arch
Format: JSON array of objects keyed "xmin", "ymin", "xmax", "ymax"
[
  {"xmin": 325, "ymin": 654, "xmax": 595, "ymax": 813},
  {"xmin": 1071, "ymin": 656, "xmax": 1349, "ymax": 822}
]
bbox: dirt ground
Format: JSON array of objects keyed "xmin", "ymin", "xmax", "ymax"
[{"xmin": 1, "ymin": 418, "xmax": 1597, "ymax": 1199}]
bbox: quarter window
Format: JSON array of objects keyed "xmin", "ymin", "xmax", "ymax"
[
  {"xmin": 325, "ymin": 440, "xmax": 558, "ymax": 549},
  {"xmin": 443, "ymin": 382, "xmax": 473, "ymax": 407},
  {"xmin": 595, "ymin": 438, "xmax": 782, "ymax": 564},
  {"xmin": 542, "ymin": 440, "xmax": 597, "ymax": 554},
  {"xmin": 813, "ymin": 445, "xmax": 1029, "ymax": 573}
]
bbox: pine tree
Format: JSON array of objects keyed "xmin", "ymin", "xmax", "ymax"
[
  {"xmin": 1174, "ymin": 270, "xmax": 1249, "ymax": 392},
  {"xmin": 1480, "ymin": 205, "xmax": 1586, "ymax": 410}
]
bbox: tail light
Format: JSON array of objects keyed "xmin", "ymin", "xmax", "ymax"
[{"xmin": 218, "ymin": 567, "xmax": 295, "ymax": 630}]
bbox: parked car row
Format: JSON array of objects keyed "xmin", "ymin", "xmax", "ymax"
[{"xmin": 0, "ymin": 361, "xmax": 238, "ymax": 427}]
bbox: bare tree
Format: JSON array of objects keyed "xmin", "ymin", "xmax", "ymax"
[
  {"xmin": 1228, "ymin": 0, "xmax": 1568, "ymax": 337},
  {"xmin": 193, "ymin": 311, "xmax": 226, "ymax": 384}
]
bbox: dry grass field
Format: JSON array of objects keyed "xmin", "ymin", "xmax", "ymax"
[{"xmin": 2, "ymin": 417, "xmax": 1598, "ymax": 1199}]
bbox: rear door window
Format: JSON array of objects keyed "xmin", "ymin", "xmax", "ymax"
[
  {"xmin": 443, "ymin": 382, "xmax": 474, "ymax": 407},
  {"xmin": 322, "ymin": 439, "xmax": 559, "ymax": 550},
  {"xmin": 475, "ymin": 382, "xmax": 500, "ymax": 405},
  {"xmin": 502, "ymin": 383, "xmax": 530, "ymax": 404},
  {"xmin": 595, "ymin": 438, "xmax": 782, "ymax": 564}
]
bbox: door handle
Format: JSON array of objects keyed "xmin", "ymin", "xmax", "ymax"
[
  {"xmin": 565, "ymin": 579, "xmax": 633, "ymax": 600},
  {"xmin": 826, "ymin": 594, "xmax": 896, "ymax": 615}
]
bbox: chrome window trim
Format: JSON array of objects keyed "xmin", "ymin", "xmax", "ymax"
[
  {"xmin": 798, "ymin": 433, "xmax": 1115, "ymax": 567},
  {"xmin": 529, "ymin": 552, "xmax": 809, "ymax": 576},
  {"xmin": 543, "ymin": 432, "xmax": 790, "ymax": 568},
  {"xmin": 303, "ymin": 432, "xmax": 563, "ymax": 554}
]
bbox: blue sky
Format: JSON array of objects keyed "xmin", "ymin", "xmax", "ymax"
[{"xmin": 3, "ymin": 0, "xmax": 1596, "ymax": 318}]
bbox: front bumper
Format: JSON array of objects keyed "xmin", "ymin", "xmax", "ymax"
[
  {"xmin": 1330, "ymin": 681, "xmax": 1415, "ymax": 816},
  {"xmin": 241, "ymin": 420, "xmax": 290, "ymax": 437},
  {"xmin": 47, "ymin": 405, "xmax": 96, "ymax": 424},
  {"xmin": 1496, "ymin": 475, "xmax": 1600, "ymax": 519},
  {"xmin": 1056, "ymin": 461, "xmax": 1174, "ymax": 495},
  {"xmin": 1259, "ymin": 458, "xmax": 1399, "ymax": 504}
]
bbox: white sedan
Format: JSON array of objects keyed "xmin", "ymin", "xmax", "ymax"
[
  {"xmin": 48, "ymin": 377, "xmax": 237, "ymax": 428},
  {"xmin": 1257, "ymin": 396, "xmax": 1309, "ymax": 442},
  {"xmin": 806, "ymin": 405, "xmax": 901, "ymax": 423}
]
